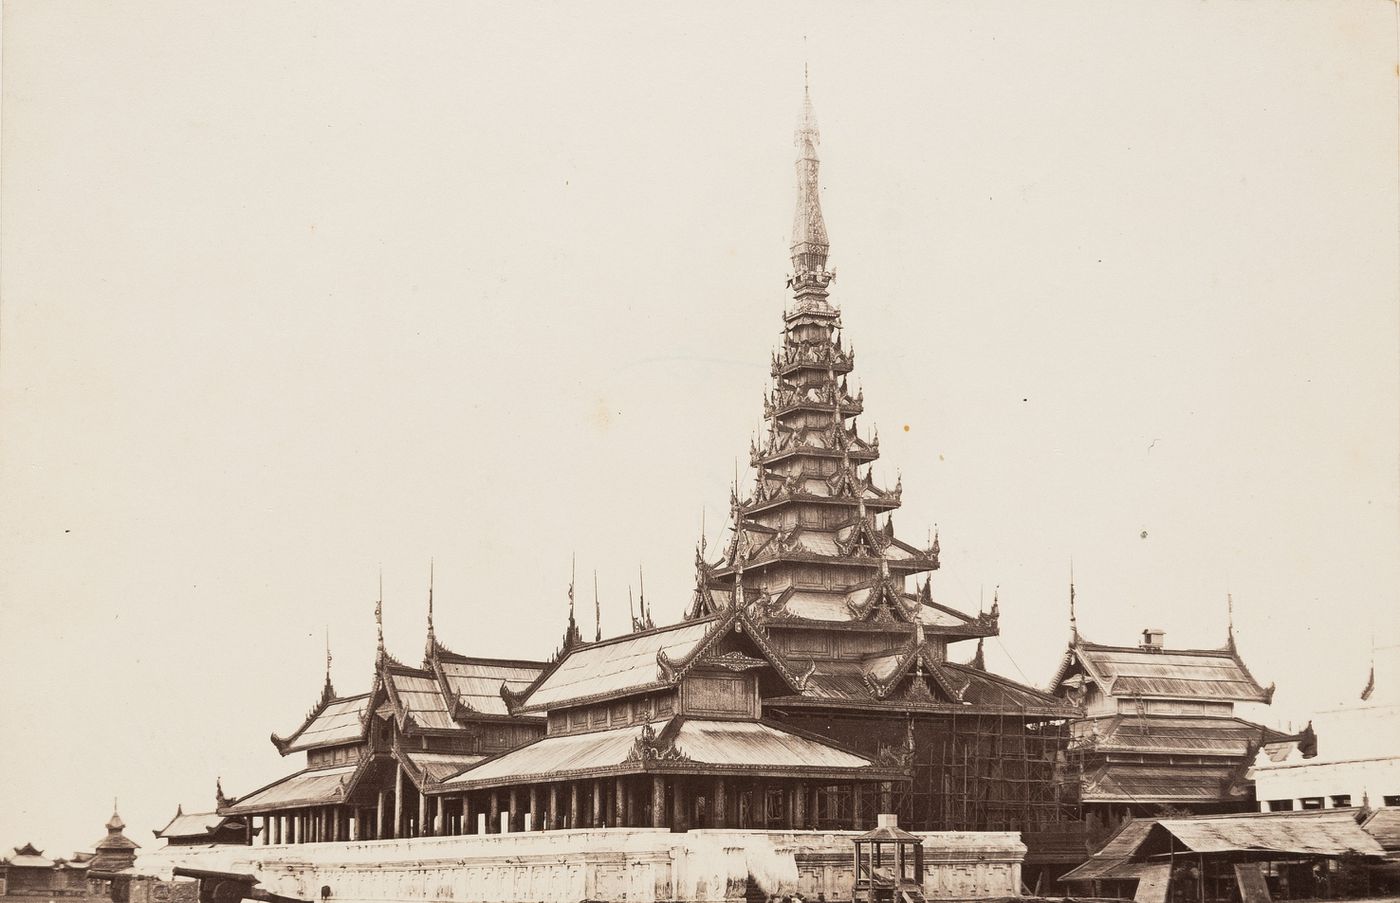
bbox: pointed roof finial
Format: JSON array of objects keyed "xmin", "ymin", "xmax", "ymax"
[
  {"xmin": 375, "ymin": 569, "xmax": 385, "ymax": 659},
  {"xmin": 790, "ymin": 71, "xmax": 829, "ymax": 280},
  {"xmin": 323, "ymin": 626, "xmax": 334, "ymax": 693},
  {"xmin": 1069, "ymin": 560, "xmax": 1079, "ymax": 642},
  {"xmin": 639, "ymin": 563, "xmax": 652, "ymax": 628},
  {"xmin": 423, "ymin": 559, "xmax": 437, "ymax": 662},
  {"xmin": 593, "ymin": 570, "xmax": 602, "ymax": 642},
  {"xmin": 1226, "ymin": 591, "xmax": 1235, "ymax": 648}
]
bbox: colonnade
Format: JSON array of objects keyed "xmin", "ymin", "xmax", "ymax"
[{"xmin": 250, "ymin": 773, "xmax": 890, "ymax": 844}]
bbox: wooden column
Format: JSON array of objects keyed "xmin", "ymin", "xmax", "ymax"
[
  {"xmin": 393, "ymin": 764, "xmax": 405, "ymax": 839},
  {"xmin": 416, "ymin": 788, "xmax": 427, "ymax": 837},
  {"xmin": 592, "ymin": 780, "xmax": 603, "ymax": 827},
  {"xmin": 549, "ymin": 784, "xmax": 560, "ymax": 830},
  {"xmin": 880, "ymin": 781, "xmax": 892, "ymax": 814},
  {"xmin": 626, "ymin": 779, "xmax": 637, "ymax": 828},
  {"xmin": 809, "ymin": 785, "xmax": 820, "ymax": 830},
  {"xmin": 569, "ymin": 783, "xmax": 580, "ymax": 828},
  {"xmin": 271, "ymin": 815, "xmax": 281, "ymax": 845},
  {"xmin": 376, "ymin": 790, "xmax": 386, "ymax": 840},
  {"xmin": 614, "ymin": 777, "xmax": 625, "ymax": 827},
  {"xmin": 463, "ymin": 795, "xmax": 473, "ymax": 834},
  {"xmin": 509, "ymin": 788, "xmax": 519, "ymax": 833},
  {"xmin": 529, "ymin": 786, "xmax": 540, "ymax": 831},
  {"xmin": 651, "ymin": 776, "xmax": 667, "ymax": 828},
  {"xmin": 489, "ymin": 791, "xmax": 500, "ymax": 834},
  {"xmin": 794, "ymin": 782, "xmax": 807, "ymax": 829},
  {"xmin": 714, "ymin": 778, "xmax": 728, "ymax": 829},
  {"xmin": 672, "ymin": 778, "xmax": 686, "ymax": 832},
  {"xmin": 852, "ymin": 784, "xmax": 863, "ymax": 830}
]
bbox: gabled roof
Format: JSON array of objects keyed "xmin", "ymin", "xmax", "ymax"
[
  {"xmin": 1362, "ymin": 808, "xmax": 1400, "ymax": 851},
  {"xmin": 1060, "ymin": 819, "xmax": 1158, "ymax": 884},
  {"xmin": 271, "ymin": 691, "xmax": 371, "ymax": 755},
  {"xmin": 426, "ymin": 638, "xmax": 547, "ymax": 719},
  {"xmin": 379, "ymin": 661, "xmax": 457, "ymax": 731},
  {"xmin": 519, "ymin": 603, "xmax": 814, "ymax": 713},
  {"xmin": 1050, "ymin": 636, "xmax": 1273, "ymax": 703}
]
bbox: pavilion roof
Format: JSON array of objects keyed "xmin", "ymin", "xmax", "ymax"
[
  {"xmin": 4, "ymin": 844, "xmax": 54, "ymax": 868},
  {"xmin": 1073, "ymin": 714, "xmax": 1286, "ymax": 757},
  {"xmin": 431, "ymin": 716, "xmax": 897, "ymax": 791},
  {"xmin": 1051, "ymin": 636, "xmax": 1272, "ymax": 703},
  {"xmin": 153, "ymin": 810, "xmax": 237, "ymax": 841},
  {"xmin": 271, "ymin": 692, "xmax": 371, "ymax": 754},
  {"xmin": 220, "ymin": 764, "xmax": 355, "ymax": 815},
  {"xmin": 426, "ymin": 641, "xmax": 547, "ymax": 719},
  {"xmin": 519, "ymin": 619, "xmax": 714, "ymax": 711}
]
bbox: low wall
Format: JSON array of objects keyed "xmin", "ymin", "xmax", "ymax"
[{"xmin": 141, "ymin": 828, "xmax": 1024, "ymax": 903}]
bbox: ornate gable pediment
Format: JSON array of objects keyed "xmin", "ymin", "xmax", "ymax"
[{"xmin": 657, "ymin": 605, "xmax": 814, "ymax": 693}]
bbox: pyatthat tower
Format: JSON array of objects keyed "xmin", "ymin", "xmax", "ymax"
[{"xmin": 689, "ymin": 83, "xmax": 1080, "ymax": 852}]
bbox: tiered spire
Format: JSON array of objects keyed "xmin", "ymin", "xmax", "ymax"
[{"xmin": 703, "ymin": 79, "xmax": 944, "ymax": 625}]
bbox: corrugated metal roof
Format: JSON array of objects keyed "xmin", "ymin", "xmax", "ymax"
[
  {"xmin": 1363, "ymin": 808, "xmax": 1400, "ymax": 851},
  {"xmin": 1156, "ymin": 810, "xmax": 1384, "ymax": 857},
  {"xmin": 1075, "ymin": 643, "xmax": 1268, "ymax": 702},
  {"xmin": 438, "ymin": 660, "xmax": 544, "ymax": 717},
  {"xmin": 223, "ymin": 765, "xmax": 355, "ymax": 814},
  {"xmin": 523, "ymin": 620, "xmax": 713, "ymax": 709},
  {"xmin": 282, "ymin": 694, "xmax": 370, "ymax": 752}
]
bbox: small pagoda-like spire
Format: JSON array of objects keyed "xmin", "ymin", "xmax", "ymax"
[
  {"xmin": 423, "ymin": 559, "xmax": 436, "ymax": 663},
  {"xmin": 970, "ymin": 637, "xmax": 987, "ymax": 671},
  {"xmin": 1225, "ymin": 591, "xmax": 1235, "ymax": 651},
  {"xmin": 374, "ymin": 570, "xmax": 385, "ymax": 662},
  {"xmin": 1068, "ymin": 561, "xmax": 1079, "ymax": 642},
  {"xmin": 593, "ymin": 570, "xmax": 602, "ymax": 642},
  {"xmin": 790, "ymin": 71, "xmax": 830, "ymax": 280},
  {"xmin": 107, "ymin": 799, "xmax": 124, "ymax": 832},
  {"xmin": 322, "ymin": 626, "xmax": 335, "ymax": 698},
  {"xmin": 561, "ymin": 554, "xmax": 583, "ymax": 653}
]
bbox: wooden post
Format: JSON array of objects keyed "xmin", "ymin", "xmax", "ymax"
[
  {"xmin": 592, "ymin": 779, "xmax": 603, "ymax": 827},
  {"xmin": 529, "ymin": 786, "xmax": 540, "ymax": 831},
  {"xmin": 509, "ymin": 788, "xmax": 519, "ymax": 833},
  {"xmin": 714, "ymin": 778, "xmax": 728, "ymax": 829},
  {"xmin": 463, "ymin": 795, "xmax": 473, "ymax": 835},
  {"xmin": 672, "ymin": 777, "xmax": 686, "ymax": 832},
  {"xmin": 569, "ymin": 782, "xmax": 580, "ymax": 828},
  {"xmin": 614, "ymin": 777, "xmax": 625, "ymax": 827},
  {"xmin": 651, "ymin": 776, "xmax": 666, "ymax": 828},
  {"xmin": 794, "ymin": 782, "xmax": 807, "ymax": 829},
  {"xmin": 626, "ymin": 779, "xmax": 637, "ymax": 828},
  {"xmin": 393, "ymin": 764, "xmax": 405, "ymax": 839},
  {"xmin": 489, "ymin": 791, "xmax": 500, "ymax": 834},
  {"xmin": 852, "ymin": 783, "xmax": 863, "ymax": 830},
  {"xmin": 548, "ymin": 784, "xmax": 559, "ymax": 830}
]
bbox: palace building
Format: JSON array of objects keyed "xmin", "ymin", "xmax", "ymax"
[
  {"xmin": 213, "ymin": 82, "xmax": 1081, "ymax": 863},
  {"xmin": 1048, "ymin": 604, "xmax": 1287, "ymax": 832}
]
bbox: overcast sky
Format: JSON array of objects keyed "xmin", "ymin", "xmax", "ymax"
[{"xmin": 1, "ymin": 1, "xmax": 1396, "ymax": 857}]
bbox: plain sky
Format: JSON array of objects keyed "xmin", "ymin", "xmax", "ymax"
[{"xmin": 1, "ymin": 0, "xmax": 1396, "ymax": 857}]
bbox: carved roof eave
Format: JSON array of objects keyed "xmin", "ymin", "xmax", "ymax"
[
  {"xmin": 270, "ymin": 676, "xmax": 353, "ymax": 756},
  {"xmin": 847, "ymin": 573, "xmax": 921, "ymax": 624},
  {"xmin": 863, "ymin": 649, "xmax": 970, "ymax": 704},
  {"xmin": 711, "ymin": 551, "xmax": 938, "ymax": 578},
  {"xmin": 656, "ymin": 605, "xmax": 813, "ymax": 694}
]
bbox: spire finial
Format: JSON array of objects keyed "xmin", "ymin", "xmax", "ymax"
[
  {"xmin": 324, "ymin": 626, "xmax": 333, "ymax": 690},
  {"xmin": 427, "ymin": 559, "xmax": 435, "ymax": 640},
  {"xmin": 375, "ymin": 569, "xmax": 385, "ymax": 659},
  {"xmin": 629, "ymin": 585, "xmax": 637, "ymax": 632},
  {"xmin": 593, "ymin": 570, "xmax": 601, "ymax": 642},
  {"xmin": 790, "ymin": 74, "xmax": 829, "ymax": 281},
  {"xmin": 1226, "ymin": 591, "xmax": 1235, "ymax": 647},
  {"xmin": 1069, "ymin": 560, "xmax": 1079, "ymax": 641}
]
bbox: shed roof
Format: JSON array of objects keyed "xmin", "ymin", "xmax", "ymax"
[
  {"xmin": 1149, "ymin": 809, "xmax": 1384, "ymax": 857},
  {"xmin": 1061, "ymin": 819, "xmax": 1156, "ymax": 883}
]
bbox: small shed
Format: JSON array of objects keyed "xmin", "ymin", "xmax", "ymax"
[{"xmin": 852, "ymin": 814, "xmax": 925, "ymax": 903}]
